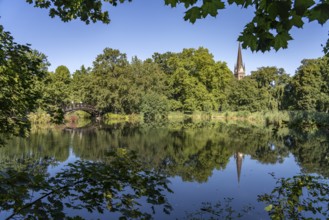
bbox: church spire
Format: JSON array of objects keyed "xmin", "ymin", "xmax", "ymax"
[{"xmin": 234, "ymin": 43, "xmax": 245, "ymax": 80}]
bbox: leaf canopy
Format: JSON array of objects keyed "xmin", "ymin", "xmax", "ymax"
[{"xmin": 24, "ymin": 0, "xmax": 328, "ymax": 53}]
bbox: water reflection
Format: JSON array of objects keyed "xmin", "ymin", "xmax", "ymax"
[
  {"xmin": 0, "ymin": 122, "xmax": 329, "ymax": 219},
  {"xmin": 0, "ymin": 150, "xmax": 172, "ymax": 219},
  {"xmin": 235, "ymin": 152, "xmax": 244, "ymax": 184}
]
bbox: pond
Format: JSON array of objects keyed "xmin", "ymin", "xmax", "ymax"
[{"xmin": 0, "ymin": 122, "xmax": 328, "ymax": 219}]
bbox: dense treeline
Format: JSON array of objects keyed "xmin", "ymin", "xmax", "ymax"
[
  {"xmin": 41, "ymin": 47, "xmax": 233, "ymax": 119},
  {"xmin": 1, "ymin": 26, "xmax": 328, "ymax": 127},
  {"xmin": 37, "ymin": 47, "xmax": 329, "ymax": 120}
]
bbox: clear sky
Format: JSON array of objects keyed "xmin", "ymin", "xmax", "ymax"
[{"xmin": 1, "ymin": 0, "xmax": 328, "ymax": 75}]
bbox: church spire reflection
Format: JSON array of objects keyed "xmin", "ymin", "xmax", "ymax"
[{"xmin": 234, "ymin": 152, "xmax": 244, "ymax": 183}]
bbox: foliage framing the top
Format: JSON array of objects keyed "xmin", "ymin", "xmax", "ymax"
[{"xmin": 25, "ymin": 0, "xmax": 329, "ymax": 53}]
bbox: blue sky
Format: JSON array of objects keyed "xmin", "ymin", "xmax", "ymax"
[{"xmin": 1, "ymin": 0, "xmax": 328, "ymax": 75}]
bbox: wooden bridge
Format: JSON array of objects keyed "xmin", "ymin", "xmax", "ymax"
[{"xmin": 62, "ymin": 103, "xmax": 100, "ymax": 116}]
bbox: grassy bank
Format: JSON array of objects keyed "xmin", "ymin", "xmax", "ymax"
[
  {"xmin": 211, "ymin": 111, "xmax": 290, "ymax": 127},
  {"xmin": 28, "ymin": 109, "xmax": 329, "ymax": 130},
  {"xmin": 168, "ymin": 111, "xmax": 289, "ymax": 125},
  {"xmin": 168, "ymin": 110, "xmax": 329, "ymax": 129},
  {"xmin": 104, "ymin": 113, "xmax": 142, "ymax": 124}
]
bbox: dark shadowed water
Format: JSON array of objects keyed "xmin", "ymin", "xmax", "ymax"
[{"xmin": 0, "ymin": 122, "xmax": 328, "ymax": 219}]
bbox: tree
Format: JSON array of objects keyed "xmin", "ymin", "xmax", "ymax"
[
  {"xmin": 227, "ymin": 77, "xmax": 269, "ymax": 112},
  {"xmin": 289, "ymin": 57, "xmax": 329, "ymax": 112},
  {"xmin": 0, "ymin": 25, "xmax": 48, "ymax": 139},
  {"xmin": 250, "ymin": 66, "xmax": 290, "ymax": 110},
  {"xmin": 25, "ymin": 0, "xmax": 329, "ymax": 54},
  {"xmin": 49, "ymin": 65, "xmax": 72, "ymax": 105},
  {"xmin": 35, "ymin": 65, "xmax": 72, "ymax": 123},
  {"xmin": 90, "ymin": 48, "xmax": 131, "ymax": 113},
  {"xmin": 130, "ymin": 57, "xmax": 170, "ymax": 114},
  {"xmin": 157, "ymin": 47, "xmax": 232, "ymax": 112},
  {"xmin": 70, "ymin": 65, "xmax": 93, "ymax": 103},
  {"xmin": 141, "ymin": 91, "xmax": 170, "ymax": 122}
]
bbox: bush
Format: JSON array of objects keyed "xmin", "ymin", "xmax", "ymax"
[
  {"xmin": 28, "ymin": 108, "xmax": 51, "ymax": 124},
  {"xmin": 141, "ymin": 92, "xmax": 170, "ymax": 122}
]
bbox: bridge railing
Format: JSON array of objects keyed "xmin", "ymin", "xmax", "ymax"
[{"xmin": 62, "ymin": 103, "xmax": 97, "ymax": 113}]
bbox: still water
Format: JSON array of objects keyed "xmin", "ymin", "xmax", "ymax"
[{"xmin": 1, "ymin": 122, "xmax": 328, "ymax": 219}]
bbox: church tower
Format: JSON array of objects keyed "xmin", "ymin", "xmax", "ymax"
[{"xmin": 234, "ymin": 43, "xmax": 245, "ymax": 80}]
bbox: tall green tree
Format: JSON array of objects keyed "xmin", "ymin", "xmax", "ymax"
[
  {"xmin": 289, "ymin": 57, "xmax": 329, "ymax": 112},
  {"xmin": 0, "ymin": 25, "xmax": 48, "ymax": 138},
  {"xmin": 43, "ymin": 65, "xmax": 71, "ymax": 106},
  {"xmin": 70, "ymin": 65, "xmax": 93, "ymax": 103},
  {"xmin": 130, "ymin": 57, "xmax": 169, "ymax": 114},
  {"xmin": 250, "ymin": 66, "xmax": 290, "ymax": 110},
  {"xmin": 160, "ymin": 47, "xmax": 232, "ymax": 112},
  {"xmin": 227, "ymin": 77, "xmax": 269, "ymax": 112},
  {"xmin": 35, "ymin": 65, "xmax": 72, "ymax": 122},
  {"xmin": 90, "ymin": 48, "xmax": 130, "ymax": 113}
]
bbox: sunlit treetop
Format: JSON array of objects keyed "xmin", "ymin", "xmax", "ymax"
[{"xmin": 25, "ymin": 0, "xmax": 329, "ymax": 53}]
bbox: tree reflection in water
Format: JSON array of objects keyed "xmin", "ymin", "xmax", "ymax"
[
  {"xmin": 0, "ymin": 149, "xmax": 172, "ymax": 219},
  {"xmin": 1, "ymin": 122, "xmax": 329, "ymax": 219}
]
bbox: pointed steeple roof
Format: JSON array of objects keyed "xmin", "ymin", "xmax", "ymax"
[
  {"xmin": 236, "ymin": 43, "xmax": 243, "ymax": 70},
  {"xmin": 234, "ymin": 43, "xmax": 245, "ymax": 80}
]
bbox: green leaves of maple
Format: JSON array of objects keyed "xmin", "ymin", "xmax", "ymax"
[
  {"xmin": 23, "ymin": 0, "xmax": 329, "ymax": 52},
  {"xmin": 165, "ymin": 0, "xmax": 225, "ymax": 23},
  {"xmin": 294, "ymin": 0, "xmax": 314, "ymax": 16},
  {"xmin": 165, "ymin": 0, "xmax": 329, "ymax": 53},
  {"xmin": 182, "ymin": 0, "xmax": 225, "ymax": 23},
  {"xmin": 258, "ymin": 174, "xmax": 329, "ymax": 219},
  {"xmin": 25, "ymin": 0, "xmax": 132, "ymax": 24},
  {"xmin": 308, "ymin": 2, "xmax": 329, "ymax": 25}
]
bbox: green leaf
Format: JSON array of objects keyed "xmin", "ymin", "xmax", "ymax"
[
  {"xmin": 238, "ymin": 23, "xmax": 258, "ymax": 51},
  {"xmin": 308, "ymin": 3, "xmax": 329, "ymax": 25},
  {"xmin": 294, "ymin": 0, "xmax": 315, "ymax": 16},
  {"xmin": 201, "ymin": 1, "xmax": 225, "ymax": 17},
  {"xmin": 202, "ymin": 2, "xmax": 218, "ymax": 17},
  {"xmin": 184, "ymin": 7, "xmax": 201, "ymax": 23},
  {"xmin": 276, "ymin": 1, "xmax": 291, "ymax": 19},
  {"xmin": 290, "ymin": 15, "xmax": 304, "ymax": 28},
  {"xmin": 183, "ymin": 0, "xmax": 198, "ymax": 8},
  {"xmin": 228, "ymin": 0, "xmax": 252, "ymax": 8},
  {"xmin": 267, "ymin": 2, "xmax": 280, "ymax": 19},
  {"xmin": 228, "ymin": 0, "xmax": 243, "ymax": 5},
  {"xmin": 298, "ymin": 206, "xmax": 304, "ymax": 212},
  {"xmin": 265, "ymin": 204, "xmax": 273, "ymax": 212},
  {"xmin": 273, "ymin": 32, "xmax": 293, "ymax": 51},
  {"xmin": 164, "ymin": 0, "xmax": 177, "ymax": 7}
]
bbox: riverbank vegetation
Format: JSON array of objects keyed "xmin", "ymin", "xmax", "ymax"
[
  {"xmin": 75, "ymin": 49, "xmax": 326, "ymax": 115},
  {"xmin": 2, "ymin": 21, "xmax": 329, "ymax": 135},
  {"xmin": 21, "ymin": 47, "xmax": 329, "ymax": 130}
]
